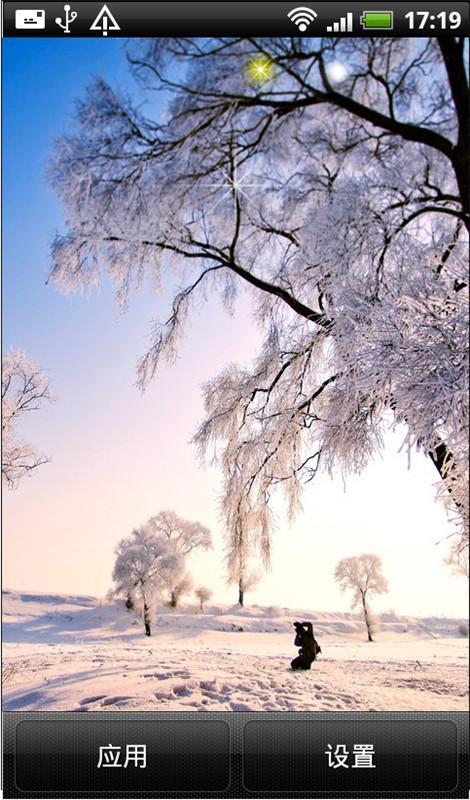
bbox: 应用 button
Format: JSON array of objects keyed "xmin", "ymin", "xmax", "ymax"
[
  {"xmin": 16, "ymin": 719, "xmax": 230, "ymax": 792},
  {"xmin": 243, "ymin": 719, "xmax": 457, "ymax": 792}
]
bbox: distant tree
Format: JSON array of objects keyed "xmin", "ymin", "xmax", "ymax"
[
  {"xmin": 146, "ymin": 510, "xmax": 211, "ymax": 607},
  {"xmin": 2, "ymin": 351, "xmax": 53, "ymax": 488},
  {"xmin": 224, "ymin": 501, "xmax": 265, "ymax": 606},
  {"xmin": 112, "ymin": 525, "xmax": 184, "ymax": 635},
  {"xmin": 147, "ymin": 510, "xmax": 212, "ymax": 555},
  {"xmin": 232, "ymin": 565, "xmax": 262, "ymax": 607},
  {"xmin": 195, "ymin": 585, "xmax": 212, "ymax": 610},
  {"xmin": 334, "ymin": 554, "xmax": 389, "ymax": 642},
  {"xmin": 167, "ymin": 572, "xmax": 194, "ymax": 609}
]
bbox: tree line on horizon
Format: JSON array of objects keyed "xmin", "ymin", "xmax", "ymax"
[{"xmin": 109, "ymin": 506, "xmax": 390, "ymax": 642}]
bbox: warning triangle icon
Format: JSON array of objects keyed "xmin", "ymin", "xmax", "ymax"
[{"xmin": 90, "ymin": 4, "xmax": 120, "ymax": 36}]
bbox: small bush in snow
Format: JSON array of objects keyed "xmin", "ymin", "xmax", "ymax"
[
  {"xmin": 458, "ymin": 623, "xmax": 468, "ymax": 637},
  {"xmin": 195, "ymin": 586, "xmax": 212, "ymax": 610}
]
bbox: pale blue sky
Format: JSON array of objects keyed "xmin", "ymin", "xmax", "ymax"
[{"xmin": 3, "ymin": 39, "xmax": 468, "ymax": 617}]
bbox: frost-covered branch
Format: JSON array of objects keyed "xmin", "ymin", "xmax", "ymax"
[
  {"xmin": 2, "ymin": 351, "xmax": 54, "ymax": 488},
  {"xmin": 50, "ymin": 37, "xmax": 469, "ymax": 568}
]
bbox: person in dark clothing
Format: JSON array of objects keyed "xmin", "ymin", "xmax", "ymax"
[{"xmin": 291, "ymin": 621, "xmax": 322, "ymax": 670}]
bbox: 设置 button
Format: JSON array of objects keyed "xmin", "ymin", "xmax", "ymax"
[{"xmin": 243, "ymin": 719, "xmax": 457, "ymax": 792}]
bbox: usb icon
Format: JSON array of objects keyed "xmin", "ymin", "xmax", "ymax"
[{"xmin": 15, "ymin": 9, "xmax": 46, "ymax": 29}]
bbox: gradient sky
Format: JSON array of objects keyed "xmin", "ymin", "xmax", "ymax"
[{"xmin": 3, "ymin": 39, "xmax": 468, "ymax": 618}]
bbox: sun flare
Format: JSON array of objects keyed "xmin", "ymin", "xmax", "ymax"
[{"xmin": 246, "ymin": 55, "xmax": 275, "ymax": 85}]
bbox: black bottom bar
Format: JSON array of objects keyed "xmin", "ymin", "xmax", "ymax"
[{"xmin": 2, "ymin": 711, "xmax": 469, "ymax": 798}]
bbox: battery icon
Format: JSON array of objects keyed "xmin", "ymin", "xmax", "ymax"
[{"xmin": 360, "ymin": 10, "xmax": 394, "ymax": 29}]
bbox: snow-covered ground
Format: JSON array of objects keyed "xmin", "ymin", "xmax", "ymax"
[{"xmin": 2, "ymin": 590, "xmax": 468, "ymax": 712}]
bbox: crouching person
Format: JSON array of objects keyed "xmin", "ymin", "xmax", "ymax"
[{"xmin": 291, "ymin": 621, "xmax": 322, "ymax": 670}]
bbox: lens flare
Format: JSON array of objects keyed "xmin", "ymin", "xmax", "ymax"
[
  {"xmin": 246, "ymin": 56, "xmax": 275, "ymax": 85},
  {"xmin": 326, "ymin": 61, "xmax": 349, "ymax": 84}
]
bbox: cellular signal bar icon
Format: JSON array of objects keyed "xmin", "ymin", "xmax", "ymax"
[{"xmin": 326, "ymin": 12, "xmax": 353, "ymax": 32}]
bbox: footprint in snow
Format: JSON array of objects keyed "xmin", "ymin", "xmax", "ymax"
[
  {"xmin": 143, "ymin": 673, "xmax": 167, "ymax": 679},
  {"xmin": 101, "ymin": 695, "xmax": 133, "ymax": 706},
  {"xmin": 79, "ymin": 695, "xmax": 107, "ymax": 705},
  {"xmin": 172, "ymin": 684, "xmax": 193, "ymax": 697},
  {"xmin": 230, "ymin": 701, "xmax": 253, "ymax": 711}
]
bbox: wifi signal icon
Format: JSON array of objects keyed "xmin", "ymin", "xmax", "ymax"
[{"xmin": 287, "ymin": 6, "xmax": 318, "ymax": 32}]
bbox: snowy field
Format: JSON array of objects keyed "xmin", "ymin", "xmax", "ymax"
[{"xmin": 2, "ymin": 591, "xmax": 468, "ymax": 712}]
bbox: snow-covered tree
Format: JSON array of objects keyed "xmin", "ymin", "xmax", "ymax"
[
  {"xmin": 195, "ymin": 585, "xmax": 212, "ymax": 610},
  {"xmin": 232, "ymin": 564, "xmax": 262, "ymax": 607},
  {"xmin": 147, "ymin": 510, "xmax": 212, "ymax": 555},
  {"xmin": 334, "ymin": 553, "xmax": 389, "ymax": 642},
  {"xmin": 112, "ymin": 524, "xmax": 184, "ymax": 635},
  {"xmin": 145, "ymin": 510, "xmax": 211, "ymax": 606},
  {"xmin": 49, "ymin": 38, "xmax": 469, "ymax": 569},
  {"xmin": 2, "ymin": 351, "xmax": 53, "ymax": 488},
  {"xmin": 166, "ymin": 571, "xmax": 194, "ymax": 609}
]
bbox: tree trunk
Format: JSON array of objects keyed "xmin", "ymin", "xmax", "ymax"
[
  {"xmin": 428, "ymin": 440, "xmax": 464, "ymax": 512},
  {"xmin": 437, "ymin": 38, "xmax": 470, "ymax": 232},
  {"xmin": 361, "ymin": 593, "xmax": 373, "ymax": 642},
  {"xmin": 389, "ymin": 392, "xmax": 464, "ymax": 523},
  {"xmin": 125, "ymin": 594, "xmax": 134, "ymax": 611},
  {"xmin": 169, "ymin": 591, "xmax": 177, "ymax": 608},
  {"xmin": 238, "ymin": 580, "xmax": 244, "ymax": 607},
  {"xmin": 143, "ymin": 602, "xmax": 151, "ymax": 636}
]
